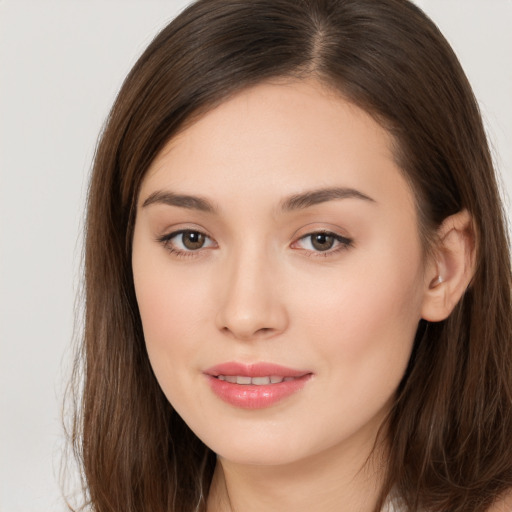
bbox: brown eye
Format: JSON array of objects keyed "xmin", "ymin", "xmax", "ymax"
[
  {"xmin": 292, "ymin": 231, "xmax": 353, "ymax": 254},
  {"xmin": 181, "ymin": 231, "xmax": 206, "ymax": 250},
  {"xmin": 158, "ymin": 229, "xmax": 216, "ymax": 256},
  {"xmin": 310, "ymin": 233, "xmax": 335, "ymax": 251}
]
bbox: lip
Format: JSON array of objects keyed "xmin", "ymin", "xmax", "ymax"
[
  {"xmin": 205, "ymin": 361, "xmax": 310, "ymax": 378},
  {"xmin": 204, "ymin": 362, "xmax": 312, "ymax": 409}
]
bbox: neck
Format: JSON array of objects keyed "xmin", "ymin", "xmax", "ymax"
[{"xmin": 207, "ymin": 431, "xmax": 389, "ymax": 512}]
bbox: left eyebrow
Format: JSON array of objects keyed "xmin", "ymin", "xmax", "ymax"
[
  {"xmin": 141, "ymin": 190, "xmax": 217, "ymax": 213},
  {"xmin": 280, "ymin": 187, "xmax": 376, "ymax": 211}
]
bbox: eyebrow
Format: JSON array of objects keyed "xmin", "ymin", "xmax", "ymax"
[
  {"xmin": 280, "ymin": 187, "xmax": 375, "ymax": 211},
  {"xmin": 141, "ymin": 186, "xmax": 375, "ymax": 213},
  {"xmin": 142, "ymin": 191, "xmax": 216, "ymax": 212}
]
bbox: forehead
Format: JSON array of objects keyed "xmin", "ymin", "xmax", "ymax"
[{"xmin": 140, "ymin": 79, "xmax": 413, "ymax": 215}]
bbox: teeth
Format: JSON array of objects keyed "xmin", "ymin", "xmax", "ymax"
[
  {"xmin": 251, "ymin": 376, "xmax": 270, "ymax": 385},
  {"xmin": 216, "ymin": 375, "xmax": 291, "ymax": 385}
]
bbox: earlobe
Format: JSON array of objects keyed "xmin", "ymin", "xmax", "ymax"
[{"xmin": 421, "ymin": 210, "xmax": 476, "ymax": 322}]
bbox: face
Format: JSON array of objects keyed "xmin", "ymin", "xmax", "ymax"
[{"xmin": 132, "ymin": 80, "xmax": 429, "ymax": 467}]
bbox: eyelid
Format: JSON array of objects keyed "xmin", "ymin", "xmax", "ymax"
[
  {"xmin": 290, "ymin": 228, "xmax": 354, "ymax": 255},
  {"xmin": 157, "ymin": 226, "xmax": 217, "ymax": 257},
  {"xmin": 155, "ymin": 223, "xmax": 353, "ymax": 258}
]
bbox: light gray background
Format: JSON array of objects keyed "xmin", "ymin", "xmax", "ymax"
[{"xmin": 1, "ymin": 1, "xmax": 511, "ymax": 511}]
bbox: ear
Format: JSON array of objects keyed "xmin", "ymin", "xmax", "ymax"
[{"xmin": 421, "ymin": 210, "xmax": 476, "ymax": 322}]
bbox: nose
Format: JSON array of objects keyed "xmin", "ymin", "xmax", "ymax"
[{"xmin": 215, "ymin": 247, "xmax": 289, "ymax": 341}]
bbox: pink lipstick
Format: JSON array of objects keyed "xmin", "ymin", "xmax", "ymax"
[{"xmin": 204, "ymin": 362, "xmax": 312, "ymax": 409}]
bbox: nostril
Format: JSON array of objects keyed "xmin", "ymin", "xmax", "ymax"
[
  {"xmin": 219, "ymin": 324, "xmax": 278, "ymax": 341},
  {"xmin": 215, "ymin": 287, "xmax": 289, "ymax": 339}
]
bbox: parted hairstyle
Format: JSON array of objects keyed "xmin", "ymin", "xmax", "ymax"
[{"xmin": 70, "ymin": 0, "xmax": 512, "ymax": 511}]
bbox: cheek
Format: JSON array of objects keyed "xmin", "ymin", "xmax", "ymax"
[
  {"xmin": 134, "ymin": 271, "xmax": 210, "ymax": 376},
  {"xmin": 132, "ymin": 223, "xmax": 209, "ymax": 336},
  {"xmin": 133, "ymin": 273, "xmax": 212, "ymax": 428},
  {"xmin": 131, "ymin": 236, "xmax": 211, "ymax": 401},
  {"xmin": 293, "ymin": 244, "xmax": 425, "ymax": 394},
  {"xmin": 135, "ymin": 272, "xmax": 206, "ymax": 340}
]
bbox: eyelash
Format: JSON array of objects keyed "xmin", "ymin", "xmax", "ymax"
[
  {"xmin": 157, "ymin": 229, "xmax": 353, "ymax": 259},
  {"xmin": 293, "ymin": 231, "xmax": 354, "ymax": 257},
  {"xmin": 157, "ymin": 229, "xmax": 217, "ymax": 259}
]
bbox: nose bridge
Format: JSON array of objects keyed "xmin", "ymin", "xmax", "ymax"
[{"xmin": 216, "ymin": 240, "xmax": 287, "ymax": 340}]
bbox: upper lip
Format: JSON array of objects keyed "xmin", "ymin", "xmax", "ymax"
[{"xmin": 204, "ymin": 362, "xmax": 311, "ymax": 378}]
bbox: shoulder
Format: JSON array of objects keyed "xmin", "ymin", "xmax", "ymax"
[
  {"xmin": 383, "ymin": 490, "xmax": 512, "ymax": 512},
  {"xmin": 487, "ymin": 490, "xmax": 512, "ymax": 512},
  {"xmin": 381, "ymin": 492, "xmax": 405, "ymax": 512}
]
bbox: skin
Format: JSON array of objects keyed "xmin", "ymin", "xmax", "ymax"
[{"xmin": 131, "ymin": 80, "xmax": 471, "ymax": 511}]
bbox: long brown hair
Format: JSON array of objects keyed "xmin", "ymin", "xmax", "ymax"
[{"xmin": 70, "ymin": 1, "xmax": 512, "ymax": 511}]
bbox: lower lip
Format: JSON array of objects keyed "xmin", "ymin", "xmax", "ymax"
[{"xmin": 206, "ymin": 374, "xmax": 312, "ymax": 409}]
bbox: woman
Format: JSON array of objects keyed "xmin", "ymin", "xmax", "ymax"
[{"xmin": 71, "ymin": 0, "xmax": 512, "ymax": 510}]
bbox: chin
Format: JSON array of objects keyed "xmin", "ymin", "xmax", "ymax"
[
  {"xmin": 216, "ymin": 444, "xmax": 306, "ymax": 467},
  {"xmin": 191, "ymin": 422, "xmax": 310, "ymax": 467}
]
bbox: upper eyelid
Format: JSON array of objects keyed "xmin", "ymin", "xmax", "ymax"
[
  {"xmin": 159, "ymin": 228, "xmax": 349, "ymax": 240},
  {"xmin": 298, "ymin": 229, "xmax": 350, "ymax": 239},
  {"xmin": 160, "ymin": 228, "xmax": 214, "ymax": 242},
  {"xmin": 291, "ymin": 228, "xmax": 354, "ymax": 252},
  {"xmin": 158, "ymin": 229, "xmax": 217, "ymax": 257},
  {"xmin": 156, "ymin": 228, "xmax": 208, "ymax": 246},
  {"xmin": 156, "ymin": 227, "xmax": 352, "ymax": 251},
  {"xmin": 293, "ymin": 231, "xmax": 353, "ymax": 246},
  {"xmin": 158, "ymin": 224, "xmax": 212, "ymax": 239},
  {"xmin": 292, "ymin": 225, "xmax": 352, "ymax": 242}
]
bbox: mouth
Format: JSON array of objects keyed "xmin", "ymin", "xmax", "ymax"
[
  {"xmin": 205, "ymin": 361, "xmax": 310, "ymax": 378},
  {"xmin": 215, "ymin": 375, "xmax": 298, "ymax": 385},
  {"xmin": 204, "ymin": 362, "xmax": 312, "ymax": 409}
]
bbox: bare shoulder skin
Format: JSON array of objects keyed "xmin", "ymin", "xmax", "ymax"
[{"xmin": 488, "ymin": 490, "xmax": 512, "ymax": 512}]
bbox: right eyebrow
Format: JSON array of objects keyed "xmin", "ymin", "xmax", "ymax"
[
  {"xmin": 280, "ymin": 186, "xmax": 375, "ymax": 211},
  {"xmin": 141, "ymin": 190, "xmax": 216, "ymax": 213}
]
